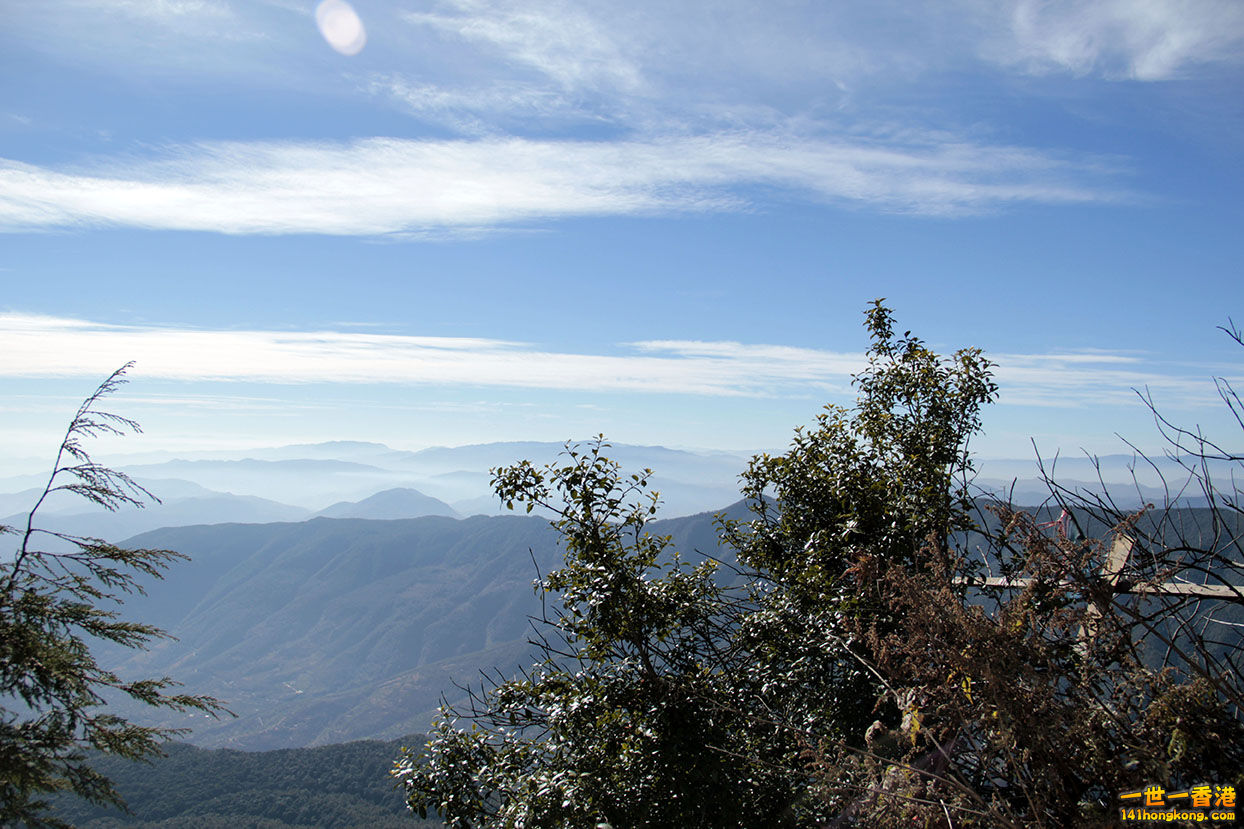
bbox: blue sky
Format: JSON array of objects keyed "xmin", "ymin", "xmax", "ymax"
[{"xmin": 2, "ymin": 0, "xmax": 1242, "ymax": 472}]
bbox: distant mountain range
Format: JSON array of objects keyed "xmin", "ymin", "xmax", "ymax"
[
  {"xmin": 1, "ymin": 440, "xmax": 758, "ymax": 538},
  {"xmin": 4, "ymin": 440, "xmax": 1220, "ymax": 544},
  {"xmin": 972, "ymin": 452, "xmax": 1231, "ymax": 507},
  {"xmin": 2, "ymin": 486, "xmax": 310, "ymax": 542}
]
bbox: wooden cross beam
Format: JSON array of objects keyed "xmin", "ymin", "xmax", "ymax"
[
  {"xmin": 955, "ymin": 534, "xmax": 1241, "ymax": 651},
  {"xmin": 955, "ymin": 535, "xmax": 1242, "ymax": 600}
]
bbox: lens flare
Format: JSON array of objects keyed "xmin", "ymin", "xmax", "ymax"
[{"xmin": 315, "ymin": 0, "xmax": 366, "ymax": 56}]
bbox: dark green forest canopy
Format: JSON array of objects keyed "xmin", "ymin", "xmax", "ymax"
[{"xmin": 48, "ymin": 737, "xmax": 432, "ymax": 828}]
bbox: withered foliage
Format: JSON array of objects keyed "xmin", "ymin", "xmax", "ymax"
[{"xmin": 811, "ymin": 507, "xmax": 1241, "ymax": 827}]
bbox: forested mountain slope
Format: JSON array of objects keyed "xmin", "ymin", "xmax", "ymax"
[
  {"xmin": 102, "ymin": 507, "xmax": 741, "ymax": 749},
  {"xmin": 98, "ymin": 499, "xmax": 1239, "ymax": 752}
]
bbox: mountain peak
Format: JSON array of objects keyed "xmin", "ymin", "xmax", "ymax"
[{"xmin": 316, "ymin": 487, "xmax": 459, "ymax": 520}]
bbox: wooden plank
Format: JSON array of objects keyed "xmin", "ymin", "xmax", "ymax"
[
  {"xmin": 953, "ymin": 576, "xmax": 1242, "ymax": 599},
  {"xmin": 952, "ymin": 533, "xmax": 1241, "ymax": 654}
]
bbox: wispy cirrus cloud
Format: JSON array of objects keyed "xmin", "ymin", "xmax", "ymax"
[
  {"xmin": 403, "ymin": 0, "xmax": 644, "ymax": 94},
  {"xmin": 0, "ymin": 314, "xmax": 1231, "ymax": 408},
  {"xmin": 13, "ymin": 0, "xmax": 1244, "ymax": 122},
  {"xmin": 363, "ymin": 74, "xmax": 579, "ymax": 135},
  {"xmin": 0, "ymin": 131, "xmax": 1130, "ymax": 236},
  {"xmin": 70, "ymin": 0, "xmax": 237, "ymax": 24},
  {"xmin": 979, "ymin": 0, "xmax": 1244, "ymax": 80}
]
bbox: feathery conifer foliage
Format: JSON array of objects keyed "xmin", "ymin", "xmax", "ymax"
[{"xmin": 0, "ymin": 363, "xmax": 227, "ymax": 827}]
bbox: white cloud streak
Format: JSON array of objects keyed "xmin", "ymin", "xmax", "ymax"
[
  {"xmin": 990, "ymin": 352, "xmax": 1220, "ymax": 407},
  {"xmin": 0, "ymin": 314, "xmax": 1230, "ymax": 408},
  {"xmin": 0, "ymin": 133, "xmax": 1127, "ymax": 236},
  {"xmin": 0, "ymin": 313, "xmax": 853, "ymax": 396}
]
